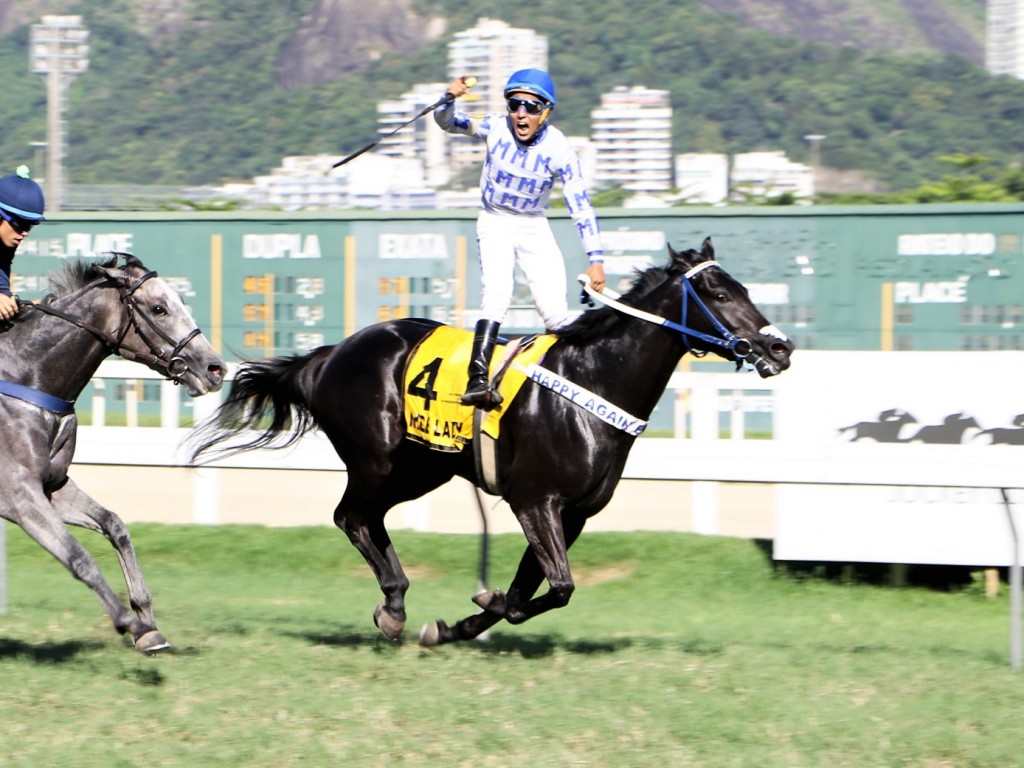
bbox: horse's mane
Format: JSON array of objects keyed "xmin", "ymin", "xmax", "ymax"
[
  {"xmin": 555, "ymin": 251, "xmax": 695, "ymax": 344},
  {"xmin": 44, "ymin": 252, "xmax": 142, "ymax": 301}
]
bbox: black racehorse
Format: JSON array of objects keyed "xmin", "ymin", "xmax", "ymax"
[
  {"xmin": 191, "ymin": 238, "xmax": 793, "ymax": 646},
  {"xmin": 0, "ymin": 253, "xmax": 225, "ymax": 653}
]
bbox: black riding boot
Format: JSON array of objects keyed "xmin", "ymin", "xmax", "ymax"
[{"xmin": 461, "ymin": 319, "xmax": 503, "ymax": 410}]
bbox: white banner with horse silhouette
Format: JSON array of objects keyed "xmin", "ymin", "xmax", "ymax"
[
  {"xmin": 66, "ymin": 352, "xmax": 1023, "ymax": 566},
  {"xmin": 770, "ymin": 350, "xmax": 1024, "ymax": 566}
]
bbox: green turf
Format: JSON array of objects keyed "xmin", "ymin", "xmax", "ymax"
[{"xmin": 0, "ymin": 523, "xmax": 1018, "ymax": 767}]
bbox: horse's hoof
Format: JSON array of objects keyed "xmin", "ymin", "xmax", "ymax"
[
  {"xmin": 418, "ymin": 620, "xmax": 448, "ymax": 647},
  {"xmin": 373, "ymin": 603, "xmax": 405, "ymax": 641},
  {"xmin": 472, "ymin": 588, "xmax": 506, "ymax": 614},
  {"xmin": 135, "ymin": 630, "xmax": 171, "ymax": 655}
]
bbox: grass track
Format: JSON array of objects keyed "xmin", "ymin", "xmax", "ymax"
[{"xmin": 0, "ymin": 523, "xmax": 1020, "ymax": 767}]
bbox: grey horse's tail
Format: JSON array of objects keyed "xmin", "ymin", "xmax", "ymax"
[{"xmin": 189, "ymin": 345, "xmax": 335, "ymax": 464}]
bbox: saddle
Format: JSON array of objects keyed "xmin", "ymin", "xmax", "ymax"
[{"xmin": 402, "ymin": 326, "xmax": 557, "ymax": 454}]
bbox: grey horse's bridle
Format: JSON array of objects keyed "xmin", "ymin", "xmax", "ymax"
[{"xmin": 19, "ymin": 268, "xmax": 203, "ymax": 386}]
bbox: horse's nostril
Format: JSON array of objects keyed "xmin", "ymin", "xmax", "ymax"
[{"xmin": 770, "ymin": 342, "xmax": 790, "ymax": 357}]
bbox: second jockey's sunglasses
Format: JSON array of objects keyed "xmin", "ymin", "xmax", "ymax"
[
  {"xmin": 506, "ymin": 96, "xmax": 548, "ymax": 116},
  {"xmin": 0, "ymin": 209, "xmax": 37, "ymax": 234}
]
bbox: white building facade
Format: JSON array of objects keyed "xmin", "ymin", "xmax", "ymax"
[
  {"xmin": 446, "ymin": 18, "xmax": 548, "ymax": 115},
  {"xmin": 445, "ymin": 18, "xmax": 548, "ymax": 170},
  {"xmin": 591, "ymin": 86, "xmax": 673, "ymax": 193},
  {"xmin": 730, "ymin": 151, "xmax": 813, "ymax": 203},
  {"xmin": 986, "ymin": 0, "xmax": 1024, "ymax": 78},
  {"xmin": 675, "ymin": 153, "xmax": 730, "ymax": 204},
  {"xmin": 377, "ymin": 83, "xmax": 452, "ymax": 188}
]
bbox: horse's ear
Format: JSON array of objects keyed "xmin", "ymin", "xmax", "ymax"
[
  {"xmin": 92, "ymin": 263, "xmax": 127, "ymax": 282},
  {"xmin": 92, "ymin": 254, "xmax": 128, "ymax": 282},
  {"xmin": 701, "ymin": 237, "xmax": 715, "ymax": 260},
  {"xmin": 116, "ymin": 252, "xmax": 144, "ymax": 269}
]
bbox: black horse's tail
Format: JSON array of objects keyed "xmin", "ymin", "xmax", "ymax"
[{"xmin": 189, "ymin": 345, "xmax": 335, "ymax": 464}]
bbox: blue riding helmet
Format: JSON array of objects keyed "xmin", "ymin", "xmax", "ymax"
[
  {"xmin": 503, "ymin": 69, "xmax": 556, "ymax": 107},
  {"xmin": 0, "ymin": 165, "xmax": 46, "ymax": 222}
]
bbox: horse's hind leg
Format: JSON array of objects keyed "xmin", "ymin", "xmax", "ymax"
[{"xmin": 50, "ymin": 478, "xmax": 168, "ymax": 654}]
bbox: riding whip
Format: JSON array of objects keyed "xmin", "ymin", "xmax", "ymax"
[{"xmin": 328, "ymin": 76, "xmax": 477, "ymax": 171}]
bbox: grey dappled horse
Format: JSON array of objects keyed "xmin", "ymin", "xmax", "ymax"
[{"xmin": 0, "ymin": 253, "xmax": 225, "ymax": 653}]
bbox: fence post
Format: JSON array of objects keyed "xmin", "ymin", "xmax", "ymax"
[
  {"xmin": 92, "ymin": 379, "xmax": 106, "ymax": 425},
  {"xmin": 125, "ymin": 380, "xmax": 139, "ymax": 428},
  {"xmin": 0, "ymin": 520, "xmax": 6, "ymax": 615},
  {"xmin": 1003, "ymin": 489, "xmax": 1021, "ymax": 672},
  {"xmin": 160, "ymin": 379, "xmax": 180, "ymax": 428},
  {"xmin": 191, "ymin": 389, "xmax": 223, "ymax": 524}
]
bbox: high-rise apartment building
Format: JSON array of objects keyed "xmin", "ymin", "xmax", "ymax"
[
  {"xmin": 445, "ymin": 18, "xmax": 548, "ymax": 169},
  {"xmin": 447, "ymin": 18, "xmax": 548, "ymax": 114},
  {"xmin": 591, "ymin": 86, "xmax": 673, "ymax": 193},
  {"xmin": 986, "ymin": 0, "xmax": 1024, "ymax": 78},
  {"xmin": 375, "ymin": 18, "xmax": 549, "ymax": 183}
]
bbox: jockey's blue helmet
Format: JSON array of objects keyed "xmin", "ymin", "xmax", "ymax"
[
  {"xmin": 503, "ymin": 69, "xmax": 556, "ymax": 107},
  {"xmin": 0, "ymin": 166, "xmax": 46, "ymax": 222}
]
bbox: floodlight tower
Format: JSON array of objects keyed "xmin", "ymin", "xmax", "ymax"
[{"xmin": 30, "ymin": 15, "xmax": 89, "ymax": 213}]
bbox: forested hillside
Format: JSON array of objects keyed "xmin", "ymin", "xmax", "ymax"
[{"xmin": 0, "ymin": 0, "xmax": 1019, "ymax": 195}]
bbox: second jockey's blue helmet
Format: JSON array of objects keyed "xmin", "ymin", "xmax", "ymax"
[
  {"xmin": 0, "ymin": 166, "xmax": 45, "ymax": 222},
  {"xmin": 503, "ymin": 68, "xmax": 556, "ymax": 106}
]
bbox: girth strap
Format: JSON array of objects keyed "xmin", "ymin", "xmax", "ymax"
[{"xmin": 0, "ymin": 380, "xmax": 75, "ymax": 414}]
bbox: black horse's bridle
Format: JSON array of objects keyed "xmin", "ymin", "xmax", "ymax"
[
  {"xmin": 18, "ymin": 268, "xmax": 203, "ymax": 385},
  {"xmin": 579, "ymin": 261, "xmax": 753, "ymax": 359}
]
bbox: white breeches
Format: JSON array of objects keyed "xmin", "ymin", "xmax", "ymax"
[{"xmin": 475, "ymin": 210, "xmax": 578, "ymax": 330}]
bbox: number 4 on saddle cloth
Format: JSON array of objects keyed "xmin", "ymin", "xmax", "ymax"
[{"xmin": 403, "ymin": 326, "xmax": 558, "ymax": 451}]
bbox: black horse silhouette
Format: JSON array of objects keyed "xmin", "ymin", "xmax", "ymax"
[
  {"xmin": 975, "ymin": 413, "xmax": 1024, "ymax": 445},
  {"xmin": 838, "ymin": 409, "xmax": 916, "ymax": 442},
  {"xmin": 908, "ymin": 413, "xmax": 980, "ymax": 444}
]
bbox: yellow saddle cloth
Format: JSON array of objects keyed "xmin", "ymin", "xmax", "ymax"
[{"xmin": 402, "ymin": 326, "xmax": 558, "ymax": 451}]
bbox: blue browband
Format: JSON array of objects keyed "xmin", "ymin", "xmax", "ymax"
[{"xmin": 0, "ymin": 380, "xmax": 75, "ymax": 414}]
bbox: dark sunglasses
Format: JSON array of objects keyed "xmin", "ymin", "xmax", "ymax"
[
  {"xmin": 506, "ymin": 96, "xmax": 547, "ymax": 116},
  {"xmin": 0, "ymin": 210, "xmax": 36, "ymax": 234}
]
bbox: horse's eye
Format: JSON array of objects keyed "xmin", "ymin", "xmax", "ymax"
[
  {"xmin": 153, "ymin": 304, "xmax": 168, "ymax": 316},
  {"xmin": 715, "ymin": 292, "xmax": 728, "ymax": 302}
]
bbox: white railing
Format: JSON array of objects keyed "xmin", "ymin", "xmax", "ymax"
[
  {"xmin": 57, "ymin": 355, "xmax": 1024, "ymax": 668},
  {"xmin": 76, "ymin": 358, "xmax": 1024, "ymax": 496}
]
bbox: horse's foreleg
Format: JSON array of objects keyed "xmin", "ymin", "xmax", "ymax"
[
  {"xmin": 418, "ymin": 554, "xmax": 544, "ymax": 646},
  {"xmin": 49, "ymin": 479, "xmax": 168, "ymax": 654},
  {"xmin": 496, "ymin": 505, "xmax": 587, "ymax": 625},
  {"xmin": 419, "ymin": 545, "xmax": 557, "ymax": 646},
  {"xmin": 334, "ymin": 499, "xmax": 409, "ymax": 640},
  {"xmin": 11, "ymin": 496, "xmax": 162, "ymax": 652}
]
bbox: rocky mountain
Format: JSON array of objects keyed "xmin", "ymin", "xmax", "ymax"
[
  {"xmin": 0, "ymin": 0, "xmax": 1011, "ymax": 193},
  {"xmin": 696, "ymin": 0, "xmax": 984, "ymax": 63},
  {"xmin": 274, "ymin": 0, "xmax": 444, "ymax": 88},
  {"xmin": 5, "ymin": 0, "xmax": 983, "ymax": 83}
]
